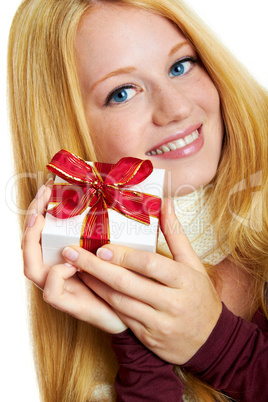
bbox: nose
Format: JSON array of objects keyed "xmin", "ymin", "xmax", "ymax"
[{"xmin": 151, "ymin": 81, "xmax": 193, "ymax": 126}]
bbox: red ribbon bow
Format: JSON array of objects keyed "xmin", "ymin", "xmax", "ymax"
[{"xmin": 46, "ymin": 149, "xmax": 161, "ymax": 253}]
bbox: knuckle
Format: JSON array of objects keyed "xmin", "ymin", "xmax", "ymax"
[
  {"xmin": 43, "ymin": 282, "xmax": 55, "ymax": 304},
  {"xmin": 79, "ymin": 253, "xmax": 92, "ymax": 271},
  {"xmin": 142, "ymin": 253, "xmax": 157, "ymax": 275},
  {"xmin": 117, "ymin": 248, "xmax": 130, "ymax": 267},
  {"xmin": 107, "ymin": 291, "xmax": 123, "ymax": 308},
  {"xmin": 43, "ymin": 289, "xmax": 57, "ymax": 307},
  {"xmin": 114, "ymin": 272, "xmax": 131, "ymax": 292},
  {"xmin": 23, "ymin": 265, "xmax": 35, "ymax": 282},
  {"xmin": 50, "ymin": 264, "xmax": 64, "ymax": 281},
  {"xmin": 139, "ymin": 327, "xmax": 159, "ymax": 349},
  {"xmin": 166, "ymin": 294, "xmax": 181, "ymax": 316},
  {"xmin": 42, "ymin": 266, "xmax": 60, "ymax": 303},
  {"xmin": 159, "ymin": 318, "xmax": 174, "ymax": 337},
  {"xmin": 43, "ymin": 287, "xmax": 52, "ymax": 304},
  {"xmin": 154, "ymin": 311, "xmax": 177, "ymax": 339}
]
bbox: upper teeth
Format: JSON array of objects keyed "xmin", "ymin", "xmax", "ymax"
[{"xmin": 147, "ymin": 130, "xmax": 199, "ymax": 155}]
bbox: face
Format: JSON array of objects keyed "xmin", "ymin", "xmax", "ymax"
[{"xmin": 75, "ymin": 4, "xmax": 224, "ymax": 196}]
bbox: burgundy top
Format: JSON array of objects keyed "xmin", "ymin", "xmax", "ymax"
[{"xmin": 111, "ymin": 303, "xmax": 268, "ymax": 401}]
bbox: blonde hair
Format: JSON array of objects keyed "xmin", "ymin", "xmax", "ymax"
[{"xmin": 8, "ymin": 0, "xmax": 268, "ymax": 401}]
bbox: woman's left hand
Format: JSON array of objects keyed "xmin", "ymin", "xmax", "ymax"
[{"xmin": 62, "ymin": 199, "xmax": 222, "ymax": 365}]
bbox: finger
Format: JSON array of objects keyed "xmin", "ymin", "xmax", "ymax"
[
  {"xmin": 23, "ymin": 179, "xmax": 53, "ymax": 234},
  {"xmin": 43, "ymin": 263, "xmax": 78, "ymax": 307},
  {"xmin": 78, "ymin": 271, "xmax": 155, "ymax": 324},
  {"xmin": 95, "ymin": 244, "xmax": 190, "ymax": 288},
  {"xmin": 23, "ymin": 213, "xmax": 49, "ymax": 289},
  {"xmin": 44, "ymin": 265, "xmax": 126, "ymax": 333},
  {"xmin": 44, "ymin": 264, "xmax": 93, "ymax": 319},
  {"xmin": 64, "ymin": 243, "xmax": 187, "ymax": 289},
  {"xmin": 160, "ymin": 198, "xmax": 205, "ymax": 273},
  {"xmin": 62, "ymin": 246, "xmax": 172, "ymax": 306}
]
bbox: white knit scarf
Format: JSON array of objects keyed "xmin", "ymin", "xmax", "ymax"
[{"xmin": 157, "ymin": 186, "xmax": 230, "ymax": 265}]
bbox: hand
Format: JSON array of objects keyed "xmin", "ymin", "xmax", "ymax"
[
  {"xmin": 22, "ymin": 181, "xmax": 126, "ymax": 334},
  {"xmin": 62, "ymin": 199, "xmax": 222, "ymax": 364}
]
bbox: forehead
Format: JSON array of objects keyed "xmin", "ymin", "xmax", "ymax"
[
  {"xmin": 77, "ymin": 3, "xmax": 182, "ymax": 38},
  {"xmin": 74, "ymin": 3, "xmax": 189, "ymax": 96},
  {"xmin": 75, "ymin": 4, "xmax": 186, "ymax": 64}
]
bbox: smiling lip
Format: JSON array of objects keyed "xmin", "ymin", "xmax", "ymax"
[{"xmin": 146, "ymin": 125, "xmax": 204, "ymax": 160}]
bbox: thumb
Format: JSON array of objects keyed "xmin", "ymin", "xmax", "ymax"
[{"xmin": 160, "ymin": 198, "xmax": 206, "ymax": 273}]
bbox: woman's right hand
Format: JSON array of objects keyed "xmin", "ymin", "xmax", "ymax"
[{"xmin": 22, "ymin": 181, "xmax": 127, "ymax": 334}]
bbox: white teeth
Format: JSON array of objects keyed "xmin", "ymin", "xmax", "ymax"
[
  {"xmin": 147, "ymin": 129, "xmax": 199, "ymax": 155},
  {"xmin": 184, "ymin": 134, "xmax": 195, "ymax": 145},
  {"xmin": 168, "ymin": 142, "xmax": 177, "ymax": 151},
  {"xmin": 161, "ymin": 145, "xmax": 170, "ymax": 153},
  {"xmin": 192, "ymin": 130, "xmax": 199, "ymax": 140},
  {"xmin": 174, "ymin": 138, "xmax": 186, "ymax": 148}
]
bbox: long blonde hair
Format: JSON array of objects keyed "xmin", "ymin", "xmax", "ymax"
[{"xmin": 8, "ymin": 0, "xmax": 268, "ymax": 401}]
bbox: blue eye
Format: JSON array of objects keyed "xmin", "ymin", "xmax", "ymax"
[
  {"xmin": 106, "ymin": 85, "xmax": 137, "ymax": 106},
  {"xmin": 113, "ymin": 89, "xmax": 128, "ymax": 103},
  {"xmin": 169, "ymin": 58, "xmax": 195, "ymax": 77}
]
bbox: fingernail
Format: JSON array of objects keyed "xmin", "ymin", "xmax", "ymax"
[
  {"xmin": 35, "ymin": 185, "xmax": 46, "ymax": 199},
  {"xmin": 64, "ymin": 263, "xmax": 77, "ymax": 270},
  {"xmin": 45, "ymin": 178, "xmax": 54, "ymax": 187},
  {"xmin": 96, "ymin": 247, "xmax": 113, "ymax": 261},
  {"xmin": 62, "ymin": 247, "xmax": 79, "ymax": 262},
  {"xmin": 28, "ymin": 213, "xmax": 38, "ymax": 227}
]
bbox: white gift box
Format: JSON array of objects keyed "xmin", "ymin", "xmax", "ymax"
[{"xmin": 42, "ymin": 163, "xmax": 165, "ymax": 266}]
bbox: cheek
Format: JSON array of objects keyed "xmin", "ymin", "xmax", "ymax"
[
  {"xmin": 86, "ymin": 113, "xmax": 135, "ymax": 162},
  {"xmin": 198, "ymin": 75, "xmax": 221, "ymax": 117}
]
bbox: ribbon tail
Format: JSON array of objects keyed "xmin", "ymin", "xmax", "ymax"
[
  {"xmin": 143, "ymin": 193, "xmax": 162, "ymax": 219},
  {"xmin": 80, "ymin": 199, "xmax": 110, "ymax": 254}
]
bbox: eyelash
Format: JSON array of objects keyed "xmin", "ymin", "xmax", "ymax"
[
  {"xmin": 104, "ymin": 56, "xmax": 198, "ymax": 106},
  {"xmin": 169, "ymin": 56, "xmax": 198, "ymax": 76},
  {"xmin": 105, "ymin": 84, "xmax": 137, "ymax": 107}
]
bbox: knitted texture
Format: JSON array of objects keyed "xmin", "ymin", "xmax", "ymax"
[{"xmin": 158, "ymin": 186, "xmax": 230, "ymax": 265}]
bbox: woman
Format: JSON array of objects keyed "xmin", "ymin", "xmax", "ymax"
[{"xmin": 8, "ymin": 0, "xmax": 267, "ymax": 401}]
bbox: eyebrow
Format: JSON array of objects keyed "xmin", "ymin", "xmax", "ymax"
[
  {"xmin": 90, "ymin": 66, "xmax": 136, "ymax": 91},
  {"xmin": 90, "ymin": 41, "xmax": 189, "ymax": 92},
  {"xmin": 168, "ymin": 41, "xmax": 189, "ymax": 57}
]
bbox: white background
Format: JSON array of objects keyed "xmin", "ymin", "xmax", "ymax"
[{"xmin": 1, "ymin": 1, "xmax": 267, "ymax": 400}]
